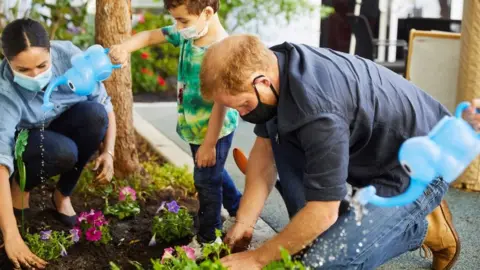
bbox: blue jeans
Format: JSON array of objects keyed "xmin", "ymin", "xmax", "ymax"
[
  {"xmin": 265, "ymin": 119, "xmax": 447, "ymax": 269},
  {"xmin": 190, "ymin": 132, "xmax": 242, "ymax": 242},
  {"xmin": 12, "ymin": 101, "xmax": 108, "ymax": 196}
]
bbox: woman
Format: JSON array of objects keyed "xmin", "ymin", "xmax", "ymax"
[{"xmin": 0, "ymin": 18, "xmax": 117, "ymax": 269}]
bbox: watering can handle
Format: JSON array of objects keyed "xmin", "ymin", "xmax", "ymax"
[{"xmin": 104, "ymin": 48, "xmax": 123, "ymax": 69}]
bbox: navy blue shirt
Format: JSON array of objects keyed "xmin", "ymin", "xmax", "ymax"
[{"xmin": 254, "ymin": 42, "xmax": 450, "ymax": 202}]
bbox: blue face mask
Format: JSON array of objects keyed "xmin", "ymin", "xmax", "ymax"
[{"xmin": 13, "ymin": 66, "xmax": 53, "ymax": 92}]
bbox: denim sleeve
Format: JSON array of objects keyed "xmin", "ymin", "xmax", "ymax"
[
  {"xmin": 0, "ymin": 88, "xmax": 22, "ymax": 176},
  {"xmin": 161, "ymin": 25, "xmax": 181, "ymax": 47},
  {"xmin": 296, "ymin": 113, "xmax": 349, "ymax": 201},
  {"xmin": 254, "ymin": 123, "xmax": 269, "ymax": 138}
]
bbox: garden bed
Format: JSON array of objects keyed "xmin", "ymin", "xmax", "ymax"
[{"xmin": 0, "ymin": 135, "xmax": 199, "ymax": 270}]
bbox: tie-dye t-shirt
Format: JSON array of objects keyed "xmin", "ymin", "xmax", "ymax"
[{"xmin": 161, "ymin": 25, "xmax": 238, "ymax": 145}]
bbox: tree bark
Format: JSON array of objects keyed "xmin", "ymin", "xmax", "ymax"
[
  {"xmin": 95, "ymin": 0, "xmax": 139, "ymax": 178},
  {"xmin": 453, "ymin": 0, "xmax": 480, "ymax": 191}
]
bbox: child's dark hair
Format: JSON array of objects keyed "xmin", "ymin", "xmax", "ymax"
[
  {"xmin": 1, "ymin": 18, "xmax": 50, "ymax": 60},
  {"xmin": 163, "ymin": 0, "xmax": 219, "ymax": 15}
]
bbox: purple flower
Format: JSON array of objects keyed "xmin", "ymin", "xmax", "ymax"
[
  {"xmin": 148, "ymin": 233, "xmax": 156, "ymax": 246},
  {"xmin": 59, "ymin": 243, "xmax": 68, "ymax": 257},
  {"xmin": 77, "ymin": 211, "xmax": 90, "ymax": 224},
  {"xmin": 40, "ymin": 230, "xmax": 52, "ymax": 241},
  {"xmin": 155, "ymin": 201, "xmax": 166, "ymax": 214},
  {"xmin": 166, "ymin": 201, "xmax": 180, "ymax": 214},
  {"xmin": 69, "ymin": 227, "xmax": 81, "ymax": 243}
]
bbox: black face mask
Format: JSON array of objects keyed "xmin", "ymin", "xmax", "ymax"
[{"xmin": 240, "ymin": 75, "xmax": 279, "ymax": 124}]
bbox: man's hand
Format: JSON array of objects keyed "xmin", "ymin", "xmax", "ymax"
[
  {"xmin": 462, "ymin": 98, "xmax": 480, "ymax": 132},
  {"xmin": 5, "ymin": 234, "xmax": 47, "ymax": 269},
  {"xmin": 195, "ymin": 143, "xmax": 216, "ymax": 168},
  {"xmin": 94, "ymin": 152, "xmax": 114, "ymax": 184},
  {"xmin": 108, "ymin": 45, "xmax": 129, "ymax": 65},
  {"xmin": 224, "ymin": 221, "xmax": 255, "ymax": 253},
  {"xmin": 220, "ymin": 250, "xmax": 264, "ymax": 270}
]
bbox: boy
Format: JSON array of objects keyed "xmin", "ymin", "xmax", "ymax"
[{"xmin": 109, "ymin": 0, "xmax": 242, "ymax": 244}]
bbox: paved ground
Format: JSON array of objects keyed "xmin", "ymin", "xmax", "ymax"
[{"xmin": 134, "ymin": 102, "xmax": 480, "ymax": 270}]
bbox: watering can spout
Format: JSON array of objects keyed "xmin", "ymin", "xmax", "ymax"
[
  {"xmin": 42, "ymin": 76, "xmax": 67, "ymax": 112},
  {"xmin": 353, "ymin": 180, "xmax": 428, "ymax": 207}
]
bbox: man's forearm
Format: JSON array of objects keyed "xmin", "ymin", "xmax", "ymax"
[
  {"xmin": 256, "ymin": 201, "xmax": 340, "ymax": 264},
  {"xmin": 0, "ymin": 166, "xmax": 20, "ymax": 240},
  {"xmin": 203, "ymin": 103, "xmax": 226, "ymax": 147},
  {"xmin": 236, "ymin": 137, "xmax": 277, "ymax": 226},
  {"xmin": 102, "ymin": 112, "xmax": 116, "ymax": 155}
]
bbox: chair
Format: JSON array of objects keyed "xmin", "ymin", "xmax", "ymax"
[{"xmin": 347, "ymin": 14, "xmax": 408, "ymax": 73}]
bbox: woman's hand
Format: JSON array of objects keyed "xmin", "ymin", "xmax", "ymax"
[
  {"xmin": 195, "ymin": 143, "xmax": 216, "ymax": 168},
  {"xmin": 5, "ymin": 233, "xmax": 47, "ymax": 269},
  {"xmin": 94, "ymin": 152, "xmax": 114, "ymax": 184},
  {"xmin": 108, "ymin": 45, "xmax": 129, "ymax": 65},
  {"xmin": 462, "ymin": 98, "xmax": 480, "ymax": 132}
]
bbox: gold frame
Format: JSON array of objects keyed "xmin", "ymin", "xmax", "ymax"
[{"xmin": 405, "ymin": 29, "xmax": 461, "ymax": 80}]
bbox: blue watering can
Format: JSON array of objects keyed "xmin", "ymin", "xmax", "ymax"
[
  {"xmin": 41, "ymin": 44, "xmax": 122, "ymax": 112},
  {"xmin": 354, "ymin": 101, "xmax": 480, "ymax": 207}
]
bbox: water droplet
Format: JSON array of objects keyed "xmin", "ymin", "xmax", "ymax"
[
  {"xmin": 356, "ymin": 249, "xmax": 360, "ymax": 253},
  {"xmin": 374, "ymin": 243, "xmax": 379, "ymax": 248},
  {"xmin": 369, "ymin": 220, "xmax": 373, "ymax": 224},
  {"xmin": 358, "ymin": 242, "xmax": 363, "ymax": 247},
  {"xmin": 328, "ymin": 256, "xmax": 335, "ymax": 261},
  {"xmin": 356, "ymin": 221, "xmax": 361, "ymax": 226}
]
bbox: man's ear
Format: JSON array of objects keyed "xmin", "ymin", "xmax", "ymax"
[{"xmin": 205, "ymin": 6, "xmax": 215, "ymax": 19}]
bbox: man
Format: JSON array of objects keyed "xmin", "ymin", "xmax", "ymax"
[{"xmin": 199, "ymin": 34, "xmax": 477, "ymax": 270}]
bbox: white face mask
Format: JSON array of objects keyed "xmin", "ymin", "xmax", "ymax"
[
  {"xmin": 177, "ymin": 12, "xmax": 209, "ymax": 40},
  {"xmin": 13, "ymin": 66, "xmax": 53, "ymax": 92}
]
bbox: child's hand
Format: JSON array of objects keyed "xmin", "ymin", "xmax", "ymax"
[
  {"xmin": 195, "ymin": 143, "xmax": 216, "ymax": 168},
  {"xmin": 109, "ymin": 45, "xmax": 129, "ymax": 65},
  {"xmin": 462, "ymin": 98, "xmax": 480, "ymax": 132}
]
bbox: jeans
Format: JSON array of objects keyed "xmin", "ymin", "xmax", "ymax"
[
  {"xmin": 265, "ymin": 119, "xmax": 447, "ymax": 269},
  {"xmin": 12, "ymin": 101, "xmax": 108, "ymax": 196},
  {"xmin": 190, "ymin": 132, "xmax": 242, "ymax": 242}
]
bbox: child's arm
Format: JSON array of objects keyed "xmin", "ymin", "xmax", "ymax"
[
  {"xmin": 195, "ymin": 103, "xmax": 228, "ymax": 168},
  {"xmin": 109, "ymin": 29, "xmax": 167, "ymax": 64}
]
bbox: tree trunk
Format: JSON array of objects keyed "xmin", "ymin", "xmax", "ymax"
[
  {"xmin": 95, "ymin": 0, "xmax": 139, "ymax": 178},
  {"xmin": 453, "ymin": 0, "xmax": 480, "ymax": 191}
]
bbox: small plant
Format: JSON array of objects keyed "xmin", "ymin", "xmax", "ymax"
[
  {"xmin": 24, "ymin": 229, "xmax": 78, "ymax": 261},
  {"xmin": 105, "ymin": 186, "xmax": 141, "ymax": 220},
  {"xmin": 144, "ymin": 163, "xmax": 196, "ymax": 196},
  {"xmin": 14, "ymin": 129, "xmax": 29, "ymax": 235},
  {"xmin": 149, "ymin": 201, "xmax": 194, "ymax": 245},
  {"xmin": 262, "ymin": 248, "xmax": 311, "ymax": 270},
  {"xmin": 77, "ymin": 209, "xmax": 112, "ymax": 245},
  {"xmin": 202, "ymin": 229, "xmax": 231, "ymax": 260}
]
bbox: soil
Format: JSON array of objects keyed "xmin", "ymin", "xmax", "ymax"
[
  {"xmin": 0, "ymin": 135, "xmax": 199, "ymax": 270},
  {"xmin": 133, "ymin": 91, "xmax": 176, "ymax": 103}
]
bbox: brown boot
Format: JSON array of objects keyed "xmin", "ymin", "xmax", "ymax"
[
  {"xmin": 421, "ymin": 199, "xmax": 461, "ymax": 270},
  {"xmin": 233, "ymin": 148, "xmax": 248, "ymax": 175}
]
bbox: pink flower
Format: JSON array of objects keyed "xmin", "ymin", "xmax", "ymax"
[
  {"xmin": 77, "ymin": 212, "xmax": 90, "ymax": 224},
  {"xmin": 86, "ymin": 210, "xmax": 107, "ymax": 227},
  {"xmin": 119, "ymin": 186, "xmax": 137, "ymax": 201},
  {"xmin": 138, "ymin": 14, "xmax": 145, "ymax": 24},
  {"xmin": 161, "ymin": 247, "xmax": 175, "ymax": 263},
  {"xmin": 182, "ymin": 246, "xmax": 196, "ymax": 260},
  {"xmin": 85, "ymin": 227, "xmax": 102, "ymax": 242}
]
